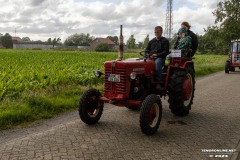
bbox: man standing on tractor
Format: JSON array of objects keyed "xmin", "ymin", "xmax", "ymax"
[
  {"xmin": 174, "ymin": 21, "xmax": 198, "ymax": 57},
  {"xmin": 145, "ymin": 26, "xmax": 170, "ymax": 88}
]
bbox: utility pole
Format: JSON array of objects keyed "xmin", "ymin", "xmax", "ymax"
[{"xmin": 164, "ymin": 0, "xmax": 173, "ymax": 39}]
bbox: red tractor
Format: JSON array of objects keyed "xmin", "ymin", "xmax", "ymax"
[
  {"xmin": 225, "ymin": 39, "xmax": 240, "ymax": 73},
  {"xmin": 79, "ymin": 26, "xmax": 195, "ymax": 135}
]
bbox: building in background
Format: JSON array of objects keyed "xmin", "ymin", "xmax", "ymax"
[
  {"xmin": 90, "ymin": 38, "xmax": 116, "ymax": 50},
  {"xmin": 13, "ymin": 41, "xmax": 52, "ymax": 50},
  {"xmin": 12, "ymin": 37, "xmax": 23, "ymax": 43}
]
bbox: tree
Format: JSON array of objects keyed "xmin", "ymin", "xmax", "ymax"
[
  {"xmin": 107, "ymin": 36, "xmax": 118, "ymax": 44},
  {"xmin": 143, "ymin": 34, "xmax": 149, "ymax": 49},
  {"xmin": 0, "ymin": 33, "xmax": 13, "ymax": 48},
  {"xmin": 95, "ymin": 43, "xmax": 109, "ymax": 52},
  {"xmin": 47, "ymin": 38, "xmax": 51, "ymax": 45},
  {"xmin": 200, "ymin": 0, "xmax": 240, "ymax": 54},
  {"xmin": 56, "ymin": 37, "xmax": 61, "ymax": 45},
  {"xmin": 137, "ymin": 42, "xmax": 143, "ymax": 49},
  {"xmin": 214, "ymin": 0, "xmax": 240, "ymax": 41},
  {"xmin": 197, "ymin": 33, "xmax": 215, "ymax": 54},
  {"xmin": 127, "ymin": 35, "xmax": 136, "ymax": 49},
  {"xmin": 64, "ymin": 33, "xmax": 93, "ymax": 46},
  {"xmin": 196, "ymin": 0, "xmax": 240, "ymax": 54},
  {"xmin": 52, "ymin": 38, "xmax": 57, "ymax": 48},
  {"xmin": 52, "ymin": 37, "xmax": 61, "ymax": 48},
  {"xmin": 22, "ymin": 37, "xmax": 31, "ymax": 42},
  {"xmin": 47, "ymin": 37, "xmax": 61, "ymax": 48}
]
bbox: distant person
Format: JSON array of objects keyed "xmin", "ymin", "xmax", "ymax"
[
  {"xmin": 177, "ymin": 27, "xmax": 192, "ymax": 57},
  {"xmin": 174, "ymin": 21, "xmax": 198, "ymax": 57},
  {"xmin": 146, "ymin": 26, "xmax": 170, "ymax": 88}
]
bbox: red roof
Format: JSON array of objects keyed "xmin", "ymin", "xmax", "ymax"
[
  {"xmin": 93, "ymin": 38, "xmax": 115, "ymax": 45},
  {"xmin": 12, "ymin": 37, "xmax": 23, "ymax": 42}
]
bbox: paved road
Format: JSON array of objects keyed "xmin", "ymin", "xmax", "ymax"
[{"xmin": 0, "ymin": 70, "xmax": 240, "ymax": 160}]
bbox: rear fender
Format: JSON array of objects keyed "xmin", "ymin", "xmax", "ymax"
[
  {"xmin": 165, "ymin": 61, "xmax": 194, "ymax": 88},
  {"xmin": 182, "ymin": 61, "xmax": 194, "ymax": 69}
]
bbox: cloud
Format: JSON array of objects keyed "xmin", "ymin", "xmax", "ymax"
[
  {"xmin": 173, "ymin": 6, "xmax": 216, "ymax": 35},
  {"xmin": 0, "ymin": 0, "xmax": 220, "ymax": 42},
  {"xmin": 30, "ymin": 0, "xmax": 47, "ymax": 6},
  {"xmin": 186, "ymin": 0, "xmax": 222, "ymax": 8}
]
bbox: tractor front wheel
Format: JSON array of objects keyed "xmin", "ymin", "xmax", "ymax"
[
  {"xmin": 140, "ymin": 94, "xmax": 162, "ymax": 136},
  {"xmin": 168, "ymin": 67, "xmax": 195, "ymax": 116},
  {"xmin": 225, "ymin": 62, "xmax": 230, "ymax": 73},
  {"xmin": 79, "ymin": 88, "xmax": 103, "ymax": 125}
]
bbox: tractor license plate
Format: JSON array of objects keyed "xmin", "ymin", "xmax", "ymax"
[{"xmin": 108, "ymin": 74, "xmax": 120, "ymax": 82}]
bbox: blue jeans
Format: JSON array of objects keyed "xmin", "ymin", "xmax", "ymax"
[{"xmin": 155, "ymin": 58, "xmax": 164, "ymax": 83}]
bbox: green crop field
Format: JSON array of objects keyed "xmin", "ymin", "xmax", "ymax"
[
  {"xmin": 0, "ymin": 49, "xmax": 227, "ymax": 130},
  {"xmin": 194, "ymin": 54, "xmax": 228, "ymax": 77}
]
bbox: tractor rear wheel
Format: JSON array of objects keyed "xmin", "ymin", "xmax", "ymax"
[
  {"xmin": 225, "ymin": 62, "xmax": 230, "ymax": 73},
  {"xmin": 79, "ymin": 88, "xmax": 103, "ymax": 125},
  {"xmin": 168, "ymin": 66, "xmax": 195, "ymax": 116},
  {"xmin": 140, "ymin": 94, "xmax": 162, "ymax": 135}
]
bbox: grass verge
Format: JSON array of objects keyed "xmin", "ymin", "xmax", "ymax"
[
  {"xmin": 194, "ymin": 54, "xmax": 227, "ymax": 77},
  {"xmin": 0, "ymin": 85, "xmax": 104, "ymax": 130}
]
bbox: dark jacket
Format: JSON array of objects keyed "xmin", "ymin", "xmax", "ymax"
[
  {"xmin": 174, "ymin": 30, "xmax": 198, "ymax": 56},
  {"xmin": 146, "ymin": 37, "xmax": 170, "ymax": 59}
]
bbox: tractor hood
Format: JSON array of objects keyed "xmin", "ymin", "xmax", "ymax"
[{"xmin": 104, "ymin": 58, "xmax": 155, "ymax": 76}]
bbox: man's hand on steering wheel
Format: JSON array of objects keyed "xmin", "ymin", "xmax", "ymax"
[
  {"xmin": 150, "ymin": 54, "xmax": 158, "ymax": 58},
  {"xmin": 139, "ymin": 50, "xmax": 150, "ymax": 58}
]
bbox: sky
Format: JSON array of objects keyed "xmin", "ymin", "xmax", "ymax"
[{"xmin": 0, "ymin": 0, "xmax": 223, "ymax": 43}]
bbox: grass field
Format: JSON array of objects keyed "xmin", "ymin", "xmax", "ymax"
[{"xmin": 0, "ymin": 49, "xmax": 227, "ymax": 130}]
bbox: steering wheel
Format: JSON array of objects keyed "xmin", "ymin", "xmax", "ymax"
[{"xmin": 139, "ymin": 50, "xmax": 152, "ymax": 58}]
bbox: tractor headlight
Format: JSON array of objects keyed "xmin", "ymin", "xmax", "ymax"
[
  {"xmin": 130, "ymin": 72, "xmax": 137, "ymax": 80},
  {"xmin": 93, "ymin": 70, "xmax": 103, "ymax": 78}
]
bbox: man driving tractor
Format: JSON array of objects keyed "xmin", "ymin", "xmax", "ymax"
[{"xmin": 145, "ymin": 26, "xmax": 170, "ymax": 89}]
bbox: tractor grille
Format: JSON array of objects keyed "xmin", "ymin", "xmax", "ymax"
[{"xmin": 104, "ymin": 67, "xmax": 127, "ymax": 94}]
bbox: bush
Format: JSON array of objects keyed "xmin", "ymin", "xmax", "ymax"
[{"xmin": 95, "ymin": 43, "xmax": 109, "ymax": 52}]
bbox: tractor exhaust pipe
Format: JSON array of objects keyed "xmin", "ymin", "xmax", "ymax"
[{"xmin": 118, "ymin": 25, "xmax": 123, "ymax": 60}]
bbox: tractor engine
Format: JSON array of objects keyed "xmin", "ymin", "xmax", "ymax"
[{"xmin": 103, "ymin": 58, "xmax": 155, "ymax": 102}]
